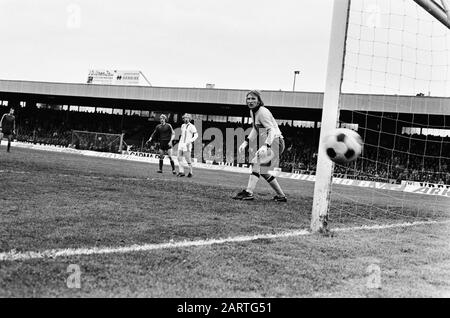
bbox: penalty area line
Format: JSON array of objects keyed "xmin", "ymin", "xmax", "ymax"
[{"xmin": 1, "ymin": 219, "xmax": 449, "ymax": 262}]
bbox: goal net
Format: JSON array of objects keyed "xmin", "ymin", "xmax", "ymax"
[
  {"xmin": 312, "ymin": 0, "xmax": 450, "ymax": 232},
  {"xmin": 71, "ymin": 130, "xmax": 124, "ymax": 153}
]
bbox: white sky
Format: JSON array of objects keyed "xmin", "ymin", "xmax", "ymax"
[
  {"xmin": 0, "ymin": 0, "xmax": 334, "ymax": 91},
  {"xmin": 0, "ymin": 0, "xmax": 448, "ymax": 95}
]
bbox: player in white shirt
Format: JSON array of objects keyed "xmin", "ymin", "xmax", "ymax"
[
  {"xmin": 233, "ymin": 90, "xmax": 287, "ymax": 202},
  {"xmin": 177, "ymin": 113, "xmax": 198, "ymax": 177}
]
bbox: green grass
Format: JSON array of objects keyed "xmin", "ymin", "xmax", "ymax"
[{"xmin": 0, "ymin": 146, "xmax": 449, "ymax": 297}]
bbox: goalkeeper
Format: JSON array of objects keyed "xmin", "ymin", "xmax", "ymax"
[{"xmin": 233, "ymin": 90, "xmax": 287, "ymax": 202}]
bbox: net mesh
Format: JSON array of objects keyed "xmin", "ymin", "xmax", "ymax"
[
  {"xmin": 71, "ymin": 130, "xmax": 123, "ymax": 153},
  {"xmin": 328, "ymin": 0, "xmax": 450, "ymax": 226}
]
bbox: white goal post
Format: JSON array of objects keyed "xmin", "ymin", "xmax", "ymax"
[
  {"xmin": 311, "ymin": 0, "xmax": 351, "ymax": 233},
  {"xmin": 310, "ymin": 0, "xmax": 450, "ymax": 233}
]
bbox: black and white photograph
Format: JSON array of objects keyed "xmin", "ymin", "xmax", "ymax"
[{"xmin": 0, "ymin": 0, "xmax": 449, "ymax": 301}]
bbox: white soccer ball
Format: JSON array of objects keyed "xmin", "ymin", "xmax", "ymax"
[{"xmin": 323, "ymin": 128, "xmax": 363, "ymax": 164}]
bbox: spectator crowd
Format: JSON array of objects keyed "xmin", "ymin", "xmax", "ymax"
[{"xmin": 2, "ymin": 106, "xmax": 449, "ymax": 185}]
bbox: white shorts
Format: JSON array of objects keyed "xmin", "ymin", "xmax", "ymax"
[{"xmin": 178, "ymin": 142, "xmax": 192, "ymax": 153}]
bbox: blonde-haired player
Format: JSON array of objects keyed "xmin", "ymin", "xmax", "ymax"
[
  {"xmin": 233, "ymin": 90, "xmax": 287, "ymax": 201},
  {"xmin": 146, "ymin": 114, "xmax": 176, "ymax": 174},
  {"xmin": 177, "ymin": 113, "xmax": 198, "ymax": 178}
]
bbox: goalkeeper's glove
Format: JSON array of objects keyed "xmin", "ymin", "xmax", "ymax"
[
  {"xmin": 254, "ymin": 145, "xmax": 268, "ymax": 157},
  {"xmin": 239, "ymin": 141, "xmax": 248, "ymax": 153},
  {"xmin": 252, "ymin": 144, "xmax": 274, "ymax": 164}
]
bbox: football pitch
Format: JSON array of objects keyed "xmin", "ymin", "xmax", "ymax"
[{"xmin": 0, "ymin": 146, "xmax": 449, "ymax": 297}]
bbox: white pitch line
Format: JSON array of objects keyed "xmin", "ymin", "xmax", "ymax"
[{"xmin": 1, "ymin": 219, "xmax": 449, "ymax": 262}]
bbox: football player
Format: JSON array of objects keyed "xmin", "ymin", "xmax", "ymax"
[
  {"xmin": 146, "ymin": 114, "xmax": 176, "ymax": 174},
  {"xmin": 233, "ymin": 90, "xmax": 287, "ymax": 201},
  {"xmin": 0, "ymin": 108, "xmax": 16, "ymax": 153},
  {"xmin": 177, "ymin": 113, "xmax": 198, "ymax": 177}
]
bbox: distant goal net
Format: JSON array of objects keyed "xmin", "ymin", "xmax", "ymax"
[
  {"xmin": 71, "ymin": 130, "xmax": 124, "ymax": 153},
  {"xmin": 311, "ymin": 0, "xmax": 450, "ymax": 232}
]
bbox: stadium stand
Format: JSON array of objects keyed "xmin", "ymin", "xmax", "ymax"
[{"xmin": 2, "ymin": 106, "xmax": 448, "ymax": 184}]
